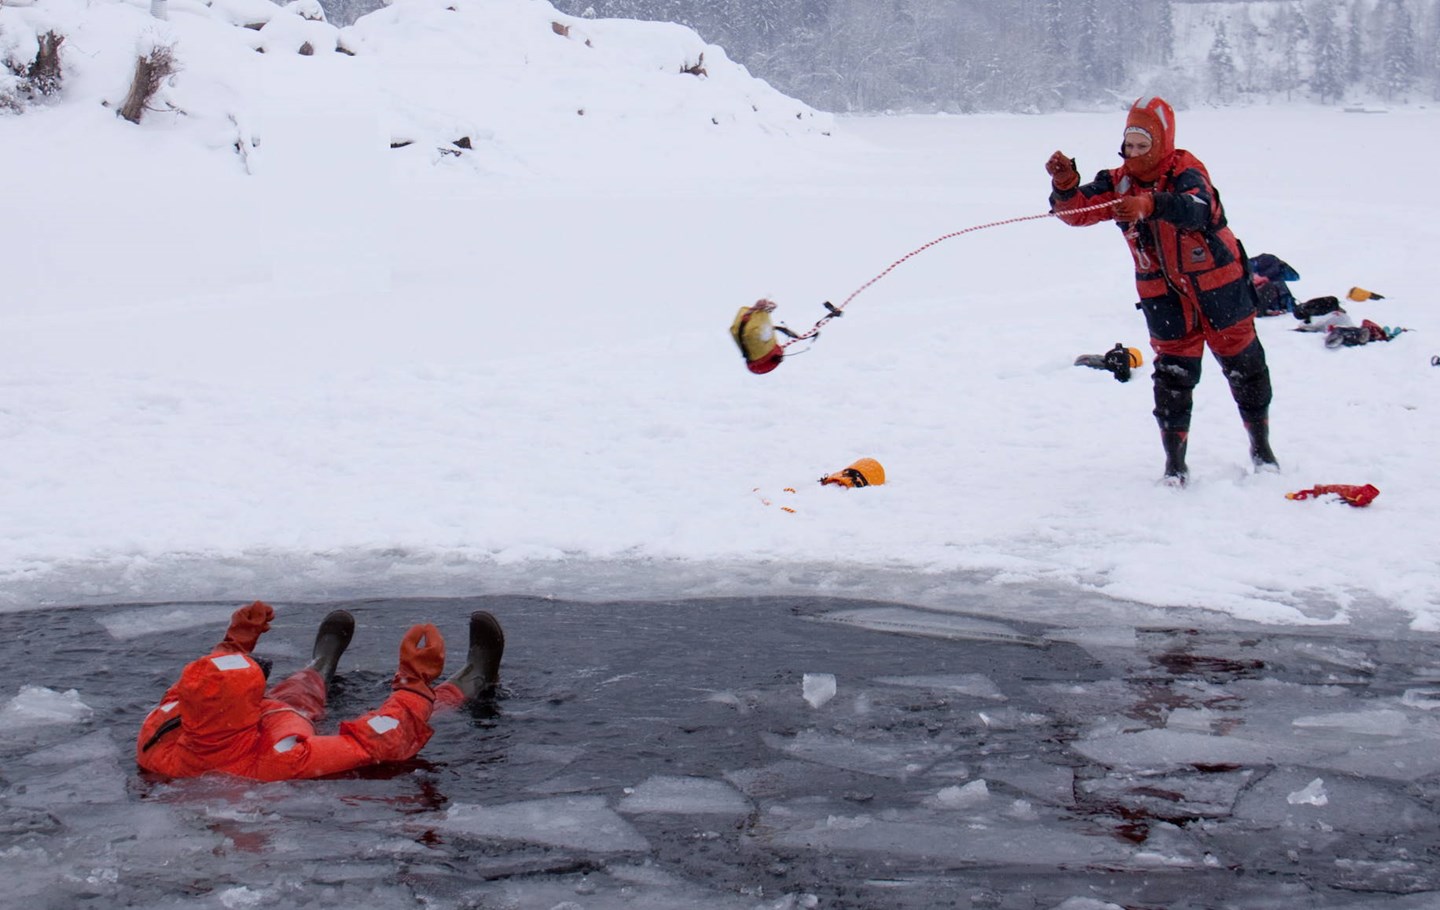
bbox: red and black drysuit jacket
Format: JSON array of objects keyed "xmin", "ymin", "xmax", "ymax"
[
  {"xmin": 136, "ymin": 642, "xmax": 438, "ymax": 781},
  {"xmin": 1049, "ymin": 150, "xmax": 1258, "ymax": 360}
]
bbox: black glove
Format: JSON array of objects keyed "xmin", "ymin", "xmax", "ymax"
[{"xmin": 1101, "ymin": 343, "xmax": 1133, "ymax": 383}]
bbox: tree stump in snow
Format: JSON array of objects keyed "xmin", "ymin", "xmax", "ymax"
[
  {"xmin": 28, "ymin": 32, "xmax": 65, "ymax": 96},
  {"xmin": 117, "ymin": 45, "xmax": 175, "ymax": 124}
]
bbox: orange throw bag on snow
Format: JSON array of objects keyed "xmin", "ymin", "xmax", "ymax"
[{"xmin": 820, "ymin": 458, "xmax": 886, "ymax": 488}]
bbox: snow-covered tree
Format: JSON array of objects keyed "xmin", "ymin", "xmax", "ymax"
[
  {"xmin": 1156, "ymin": 0, "xmax": 1175, "ymax": 65},
  {"xmin": 1381, "ymin": 0, "xmax": 1417, "ymax": 99},
  {"xmin": 1074, "ymin": 0, "xmax": 1101, "ymax": 96},
  {"xmin": 1208, "ymin": 20, "xmax": 1239, "ymax": 102},
  {"xmin": 1347, "ymin": 0, "xmax": 1367, "ymax": 86},
  {"xmin": 1431, "ymin": 0, "xmax": 1440, "ymax": 99},
  {"xmin": 1269, "ymin": 1, "xmax": 1312, "ymax": 99},
  {"xmin": 1312, "ymin": 0, "xmax": 1348, "ymax": 102}
]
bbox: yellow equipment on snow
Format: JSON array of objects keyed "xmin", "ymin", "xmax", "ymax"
[
  {"xmin": 730, "ymin": 300, "xmax": 785, "ymax": 374},
  {"xmin": 1347, "ymin": 286, "xmax": 1385, "ymax": 302}
]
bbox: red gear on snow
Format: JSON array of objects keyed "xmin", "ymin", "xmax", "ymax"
[{"xmin": 1285, "ymin": 484, "xmax": 1381, "ymax": 507}]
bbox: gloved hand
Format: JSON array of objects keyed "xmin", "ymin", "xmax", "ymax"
[
  {"xmin": 1045, "ymin": 151, "xmax": 1078, "ymax": 191},
  {"xmin": 222, "ymin": 601, "xmax": 274, "ymax": 653},
  {"xmin": 392, "ymin": 623, "xmax": 445, "ymax": 697},
  {"xmin": 1113, "ymin": 194, "xmax": 1154, "ymax": 222}
]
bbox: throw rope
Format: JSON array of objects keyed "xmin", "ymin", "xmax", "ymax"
[{"xmin": 779, "ymin": 200, "xmax": 1115, "ymax": 348}]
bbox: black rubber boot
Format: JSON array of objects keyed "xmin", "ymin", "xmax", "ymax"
[
  {"xmin": 1161, "ymin": 430, "xmax": 1189, "ymax": 487},
  {"xmin": 1245, "ymin": 419, "xmax": 1279, "ymax": 471},
  {"xmin": 445, "ymin": 611, "xmax": 505, "ymax": 702},
  {"xmin": 311, "ymin": 610, "xmax": 355, "ymax": 687}
]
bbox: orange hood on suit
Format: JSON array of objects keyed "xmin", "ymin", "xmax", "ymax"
[{"xmin": 170, "ymin": 650, "xmax": 267, "ymax": 764}]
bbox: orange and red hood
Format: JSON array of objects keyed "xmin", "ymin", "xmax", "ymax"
[{"xmin": 1122, "ymin": 95, "xmax": 1176, "ymax": 183}]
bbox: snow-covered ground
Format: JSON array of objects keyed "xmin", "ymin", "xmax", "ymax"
[{"xmin": 2, "ymin": 0, "xmax": 1437, "ymax": 636}]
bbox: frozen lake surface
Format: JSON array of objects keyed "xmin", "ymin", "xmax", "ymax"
[{"xmin": 5, "ymin": 594, "xmax": 1440, "ymax": 909}]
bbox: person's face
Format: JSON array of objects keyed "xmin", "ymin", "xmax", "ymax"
[{"xmin": 1122, "ymin": 133, "xmax": 1152, "ymax": 159}]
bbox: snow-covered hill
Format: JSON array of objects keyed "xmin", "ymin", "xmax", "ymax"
[{"xmin": 0, "ymin": 0, "xmax": 831, "ymax": 178}]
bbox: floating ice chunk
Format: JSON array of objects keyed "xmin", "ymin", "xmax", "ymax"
[
  {"xmin": 1072, "ymin": 728, "xmax": 1319, "ymax": 771},
  {"xmin": 985, "ymin": 760, "xmax": 1074, "ymax": 808},
  {"xmin": 0, "ymin": 686, "xmax": 93, "ymax": 727},
  {"xmin": 1164, "ymin": 706, "xmax": 1224, "ymax": 733},
  {"xmin": 218, "ymin": 886, "xmax": 266, "ymax": 909},
  {"xmin": 763, "ymin": 730, "xmax": 953, "ymax": 779},
  {"xmin": 95, "ymin": 604, "xmax": 234, "ymax": 641},
  {"xmin": 1401, "ymin": 688, "xmax": 1440, "ymax": 710},
  {"xmin": 875, "ymin": 673, "xmax": 1006, "ymax": 701},
  {"xmin": 1049, "ymin": 899, "xmax": 1126, "ymax": 910},
  {"xmin": 1006, "ymin": 799, "xmax": 1039, "ymax": 821},
  {"xmin": 1308, "ymin": 738, "xmax": 1440, "ymax": 782},
  {"xmin": 802, "ymin": 673, "xmax": 836, "ymax": 708},
  {"xmin": 617, "ymin": 776, "xmax": 750, "ymax": 815},
  {"xmin": 1287, "ymin": 778, "xmax": 1328, "ymax": 806},
  {"xmin": 1233, "ymin": 768, "xmax": 1440, "ymax": 833},
  {"xmin": 928, "ymin": 779, "xmax": 988, "ymax": 809},
  {"xmin": 6, "ymin": 759, "xmax": 128, "ymax": 808},
  {"xmin": 21, "ymin": 730, "xmax": 118, "ymax": 766},
  {"xmin": 1291, "ymin": 641, "xmax": 1376, "ymax": 674},
  {"xmin": 437, "ymin": 797, "xmax": 649, "ymax": 852},
  {"xmin": 976, "ymin": 707, "xmax": 1048, "ymax": 730},
  {"xmin": 765, "ymin": 809, "xmax": 1137, "ymax": 867},
  {"xmin": 1292, "ymin": 708, "xmax": 1410, "ymax": 737},
  {"xmin": 814, "ymin": 607, "xmax": 1045, "ymax": 647},
  {"xmin": 1078, "ymin": 768, "xmax": 1250, "ymax": 821}
]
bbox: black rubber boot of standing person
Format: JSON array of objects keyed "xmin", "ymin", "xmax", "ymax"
[
  {"xmin": 445, "ymin": 611, "xmax": 506, "ymax": 702},
  {"xmin": 1245, "ymin": 418, "xmax": 1279, "ymax": 471},
  {"xmin": 1161, "ymin": 430, "xmax": 1189, "ymax": 487},
  {"xmin": 311, "ymin": 610, "xmax": 356, "ymax": 687}
]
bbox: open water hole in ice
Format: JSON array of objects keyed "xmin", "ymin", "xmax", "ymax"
[{"xmin": 5, "ymin": 594, "xmax": 1440, "ymax": 909}]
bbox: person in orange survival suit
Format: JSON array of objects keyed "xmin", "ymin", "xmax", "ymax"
[
  {"xmin": 1045, "ymin": 96, "xmax": 1278, "ymax": 486},
  {"xmin": 136, "ymin": 602, "xmax": 504, "ymax": 781}
]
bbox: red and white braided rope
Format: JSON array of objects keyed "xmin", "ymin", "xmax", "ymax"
[{"xmin": 780, "ymin": 199, "xmax": 1114, "ymax": 347}]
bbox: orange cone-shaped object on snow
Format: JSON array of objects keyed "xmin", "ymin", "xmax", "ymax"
[{"xmin": 820, "ymin": 457, "xmax": 886, "ymax": 488}]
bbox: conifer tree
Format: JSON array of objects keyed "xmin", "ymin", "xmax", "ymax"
[
  {"xmin": 1156, "ymin": 0, "xmax": 1176, "ymax": 65},
  {"xmin": 1382, "ymin": 0, "xmax": 1417, "ymax": 99},
  {"xmin": 1431, "ymin": 0, "xmax": 1440, "ymax": 99},
  {"xmin": 1312, "ymin": 0, "xmax": 1348, "ymax": 102},
  {"xmin": 1347, "ymin": 0, "xmax": 1367, "ymax": 86},
  {"xmin": 1209, "ymin": 21, "xmax": 1238, "ymax": 102}
]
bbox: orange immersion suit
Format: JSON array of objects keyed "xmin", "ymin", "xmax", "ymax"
[{"xmin": 137, "ymin": 619, "xmax": 459, "ymax": 781}]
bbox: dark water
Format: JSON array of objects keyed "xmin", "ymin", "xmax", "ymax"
[{"xmin": 4, "ymin": 595, "xmax": 1440, "ymax": 909}]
